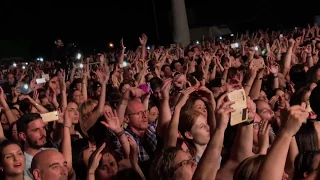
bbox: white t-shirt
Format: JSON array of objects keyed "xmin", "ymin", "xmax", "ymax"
[{"xmin": 24, "ymin": 148, "xmax": 56, "ymax": 179}]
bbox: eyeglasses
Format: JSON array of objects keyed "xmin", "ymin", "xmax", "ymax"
[
  {"xmin": 128, "ymin": 110, "xmax": 149, "ymax": 117},
  {"xmin": 253, "ymin": 122, "xmax": 263, "ymax": 130},
  {"xmin": 170, "ymin": 157, "xmax": 196, "ymax": 176}
]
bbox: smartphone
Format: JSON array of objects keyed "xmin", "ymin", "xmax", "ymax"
[
  {"xmin": 137, "ymin": 83, "xmax": 152, "ymax": 94},
  {"xmin": 42, "ymin": 74, "xmax": 50, "ymax": 81},
  {"xmin": 16, "ymin": 82, "xmax": 29, "ymax": 94},
  {"xmin": 41, "ymin": 111, "xmax": 59, "ymax": 123},
  {"xmin": 252, "ymin": 58, "xmax": 265, "ymax": 69},
  {"xmin": 36, "ymin": 78, "xmax": 46, "ymax": 84},
  {"xmin": 231, "ymin": 43, "xmax": 239, "ymax": 49},
  {"xmin": 227, "ymin": 88, "xmax": 249, "ymax": 126}
]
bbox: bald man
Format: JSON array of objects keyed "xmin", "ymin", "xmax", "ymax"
[{"xmin": 31, "ymin": 150, "xmax": 75, "ymax": 180}]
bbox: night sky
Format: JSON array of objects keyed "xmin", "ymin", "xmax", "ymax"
[{"xmin": 0, "ymin": 1, "xmax": 317, "ymax": 60}]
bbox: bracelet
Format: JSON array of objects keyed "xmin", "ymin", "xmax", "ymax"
[
  {"xmin": 273, "ymin": 74, "xmax": 278, "ymax": 78},
  {"xmin": 115, "ymin": 130, "xmax": 125, "ymax": 137},
  {"xmin": 64, "ymin": 125, "xmax": 71, "ymax": 129}
]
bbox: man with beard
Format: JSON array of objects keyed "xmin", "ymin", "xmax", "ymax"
[{"xmin": 17, "ymin": 113, "xmax": 54, "ymax": 179}]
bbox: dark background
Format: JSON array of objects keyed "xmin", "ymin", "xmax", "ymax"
[{"xmin": 0, "ymin": 1, "xmax": 317, "ymax": 60}]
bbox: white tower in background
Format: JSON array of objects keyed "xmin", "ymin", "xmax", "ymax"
[{"xmin": 171, "ymin": 0, "xmax": 190, "ymax": 46}]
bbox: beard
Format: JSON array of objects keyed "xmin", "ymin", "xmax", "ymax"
[{"xmin": 26, "ymin": 136, "xmax": 46, "ymax": 149}]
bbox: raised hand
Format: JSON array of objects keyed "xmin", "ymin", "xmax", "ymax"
[
  {"xmin": 283, "ymin": 105, "xmax": 309, "ymax": 137},
  {"xmin": 120, "ymin": 38, "xmax": 126, "ymax": 50},
  {"xmin": 139, "ymin": 34, "xmax": 148, "ymax": 46},
  {"xmin": 101, "ymin": 110, "xmax": 123, "ymax": 134},
  {"xmin": 128, "ymin": 136, "xmax": 139, "ymax": 166},
  {"xmin": 258, "ymin": 120, "xmax": 271, "ymax": 154},
  {"xmin": 88, "ymin": 143, "xmax": 106, "ymax": 174},
  {"xmin": 161, "ymin": 79, "xmax": 172, "ymax": 101},
  {"xmin": 176, "ymin": 87, "xmax": 197, "ymax": 108}
]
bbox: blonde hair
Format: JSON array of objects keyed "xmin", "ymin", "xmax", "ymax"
[
  {"xmin": 234, "ymin": 155, "xmax": 266, "ymax": 180},
  {"xmin": 78, "ymin": 100, "xmax": 98, "ymax": 138}
]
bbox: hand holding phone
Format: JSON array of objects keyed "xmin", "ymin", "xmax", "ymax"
[
  {"xmin": 41, "ymin": 111, "xmax": 59, "ymax": 123},
  {"xmin": 227, "ymin": 88, "xmax": 249, "ymax": 126}
]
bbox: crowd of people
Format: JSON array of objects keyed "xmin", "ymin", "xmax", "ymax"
[{"xmin": 1, "ymin": 23, "xmax": 320, "ymax": 180}]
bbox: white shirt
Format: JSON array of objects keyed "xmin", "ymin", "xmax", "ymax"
[{"xmin": 24, "ymin": 148, "xmax": 56, "ymax": 179}]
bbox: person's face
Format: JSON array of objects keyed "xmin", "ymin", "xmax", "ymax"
[
  {"xmin": 20, "ymin": 119, "xmax": 46, "ymax": 148},
  {"xmin": 12, "ymin": 124, "xmax": 19, "ymax": 142},
  {"xmin": 57, "ymin": 40, "xmax": 64, "ymax": 47},
  {"xmin": 82, "ymin": 141, "xmax": 96, "ymax": 167},
  {"xmin": 35, "ymin": 152, "xmax": 68, "ymax": 180},
  {"xmin": 96, "ymin": 152, "xmax": 118, "ymax": 180},
  {"xmin": 164, "ymin": 66, "xmax": 172, "ymax": 77},
  {"xmin": 75, "ymin": 83, "xmax": 82, "ymax": 91},
  {"xmin": 49, "ymin": 77, "xmax": 60, "ymax": 95},
  {"xmin": 126, "ymin": 102, "xmax": 149, "ymax": 131},
  {"xmin": 173, "ymin": 75, "xmax": 186, "ymax": 89},
  {"xmin": 186, "ymin": 115, "xmax": 210, "ymax": 146},
  {"xmin": 193, "ymin": 100, "xmax": 207, "ymax": 119},
  {"xmin": 258, "ymin": 91, "xmax": 268, "ymax": 102},
  {"xmin": 95, "ymin": 87, "xmax": 102, "ymax": 97},
  {"xmin": 256, "ymin": 101, "xmax": 274, "ymax": 121},
  {"xmin": 152, "ymin": 87, "xmax": 162, "ymax": 100},
  {"xmin": 252, "ymin": 114, "xmax": 262, "ymax": 147},
  {"xmin": 73, "ymin": 90, "xmax": 84, "ymax": 105},
  {"xmin": 40, "ymin": 97, "xmax": 50, "ymax": 106},
  {"xmin": 172, "ymin": 150, "xmax": 197, "ymax": 180},
  {"xmin": 0, "ymin": 144, "xmax": 24, "ymax": 176},
  {"xmin": 7, "ymin": 74, "xmax": 15, "ymax": 84},
  {"xmin": 67, "ymin": 102, "xmax": 79, "ymax": 124},
  {"xmin": 148, "ymin": 106, "xmax": 159, "ymax": 123},
  {"xmin": 146, "ymin": 74, "xmax": 154, "ymax": 82},
  {"xmin": 121, "ymin": 84, "xmax": 130, "ymax": 94},
  {"xmin": 174, "ymin": 62, "xmax": 183, "ymax": 73}
]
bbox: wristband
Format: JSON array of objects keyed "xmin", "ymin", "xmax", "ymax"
[{"xmin": 115, "ymin": 130, "xmax": 125, "ymax": 137}]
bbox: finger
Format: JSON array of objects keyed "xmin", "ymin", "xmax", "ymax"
[
  {"xmin": 113, "ymin": 110, "xmax": 118, "ymax": 117},
  {"xmin": 96, "ymin": 142, "xmax": 106, "ymax": 155},
  {"xmin": 221, "ymin": 101, "xmax": 235, "ymax": 109},
  {"xmin": 217, "ymin": 92, "xmax": 228, "ymax": 109},
  {"xmin": 109, "ymin": 109, "xmax": 115, "ymax": 117},
  {"xmin": 262, "ymin": 120, "xmax": 268, "ymax": 132},
  {"xmin": 225, "ymin": 108, "xmax": 236, "ymax": 114}
]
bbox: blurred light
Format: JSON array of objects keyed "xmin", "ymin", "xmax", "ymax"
[
  {"xmin": 79, "ymin": 63, "xmax": 84, "ymax": 68},
  {"xmin": 219, "ymin": 37, "xmax": 222, "ymax": 40},
  {"xmin": 235, "ymin": 43, "xmax": 239, "ymax": 48},
  {"xmin": 230, "ymin": 34, "xmax": 234, "ymax": 37},
  {"xmin": 147, "ymin": 46, "xmax": 151, "ymax": 50},
  {"xmin": 37, "ymin": 58, "xmax": 40, "ymax": 61},
  {"xmin": 109, "ymin": 43, "xmax": 114, "ymax": 48},
  {"xmin": 76, "ymin": 53, "xmax": 81, "ymax": 60},
  {"xmin": 23, "ymin": 84, "xmax": 29, "ymax": 89},
  {"xmin": 255, "ymin": 46, "xmax": 258, "ymax": 51},
  {"xmin": 25, "ymin": 62, "xmax": 28, "ymax": 65},
  {"xmin": 295, "ymin": 27, "xmax": 298, "ymax": 30},
  {"xmin": 13, "ymin": 63, "xmax": 17, "ymax": 67},
  {"xmin": 22, "ymin": 66, "xmax": 26, "ymax": 69},
  {"xmin": 196, "ymin": 41, "xmax": 200, "ymax": 44},
  {"xmin": 39, "ymin": 57, "xmax": 43, "ymax": 62}
]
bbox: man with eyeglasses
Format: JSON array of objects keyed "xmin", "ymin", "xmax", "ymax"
[{"xmin": 111, "ymin": 99, "xmax": 157, "ymax": 175}]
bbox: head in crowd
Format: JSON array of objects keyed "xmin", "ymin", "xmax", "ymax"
[{"xmin": 16, "ymin": 113, "xmax": 47, "ymax": 150}]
